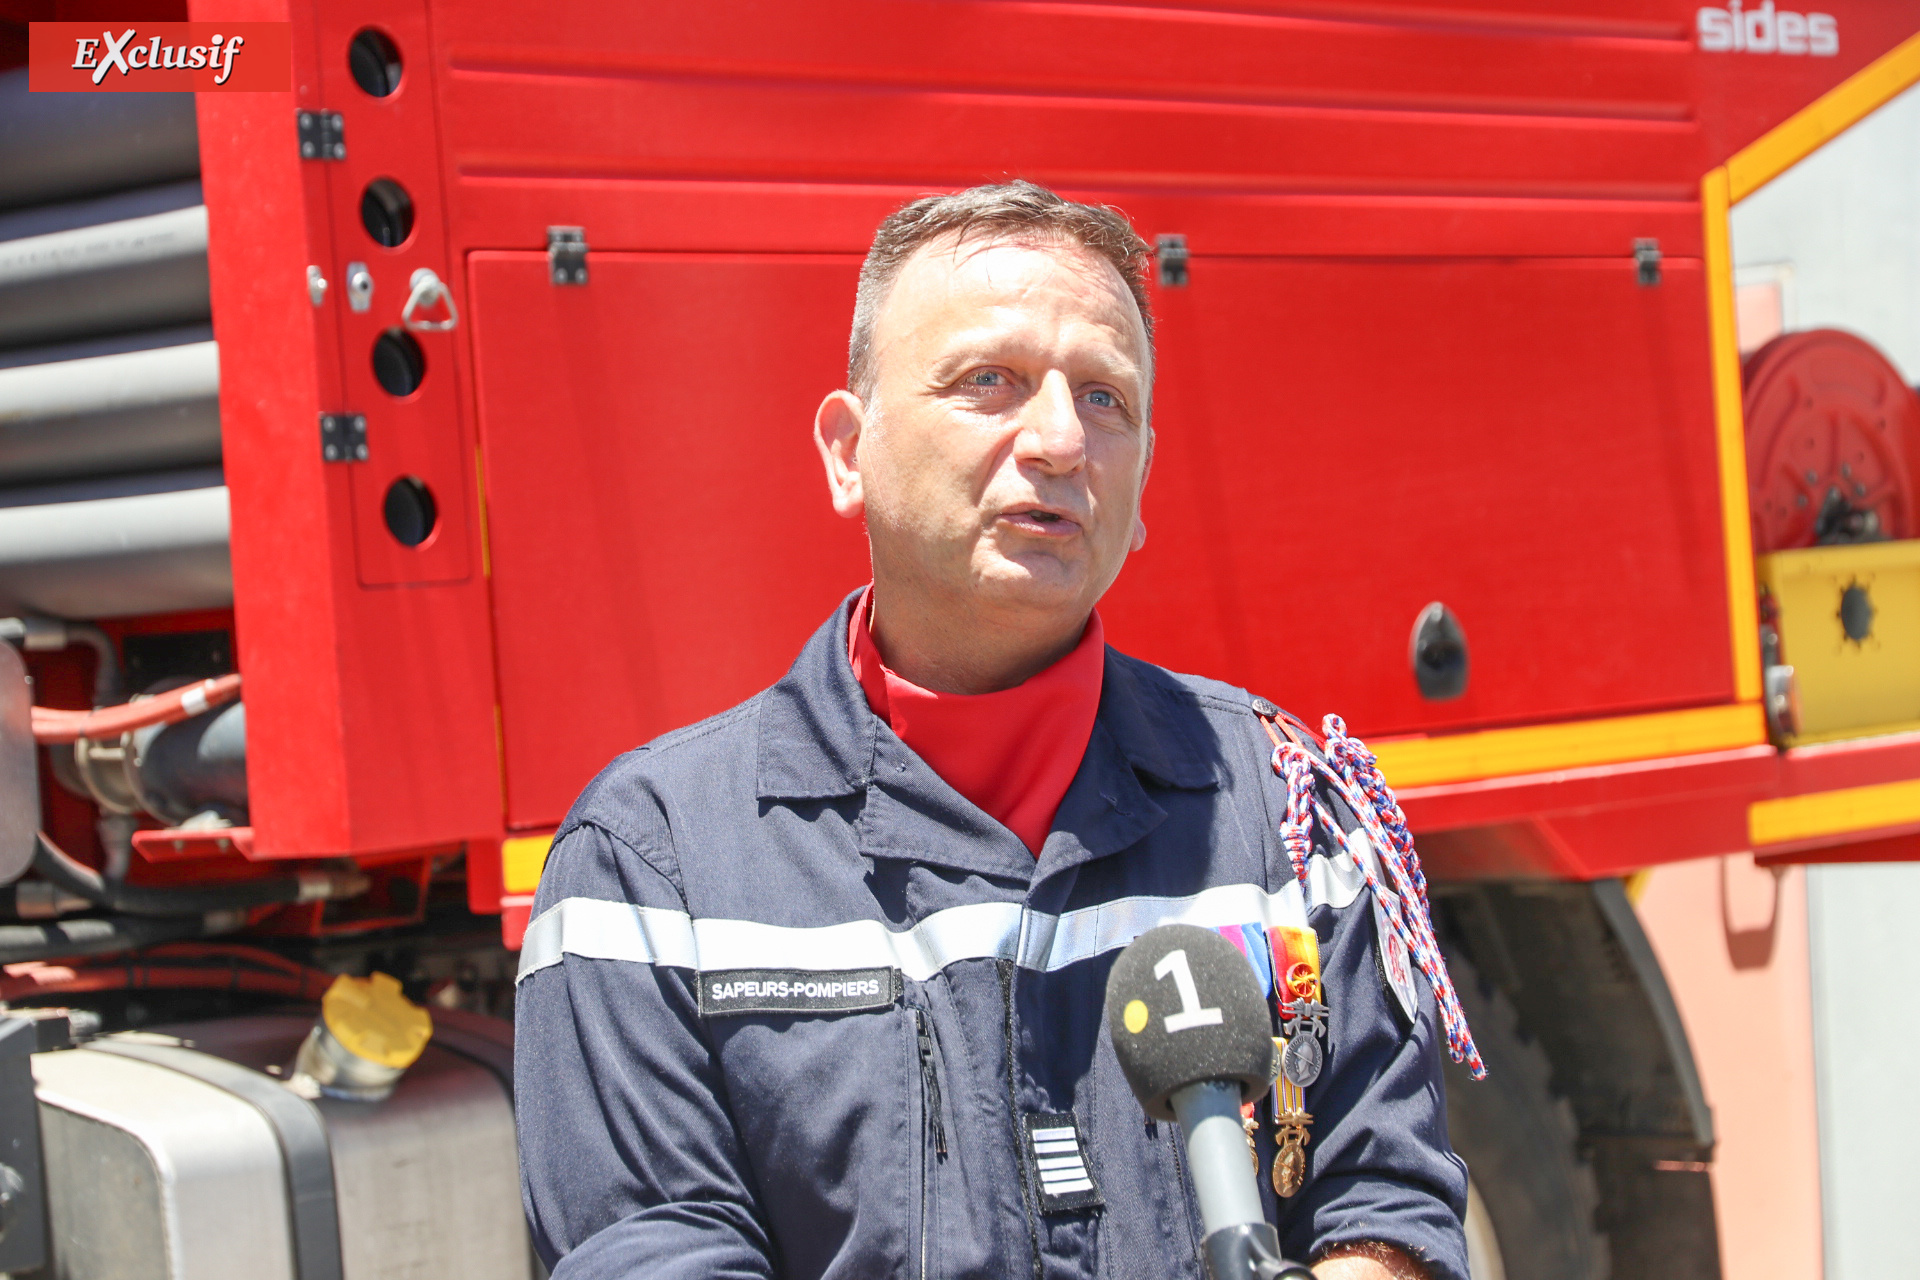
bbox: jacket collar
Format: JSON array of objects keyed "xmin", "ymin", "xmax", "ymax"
[
  {"xmin": 757, "ymin": 592, "xmax": 1225, "ymax": 879},
  {"xmin": 755, "ymin": 591, "xmax": 879, "ymax": 801}
]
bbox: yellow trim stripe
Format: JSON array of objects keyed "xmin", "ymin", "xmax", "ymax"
[
  {"xmin": 1750, "ymin": 778, "xmax": 1920, "ymax": 848},
  {"xmin": 1701, "ymin": 166, "xmax": 1762, "ymax": 704},
  {"xmin": 1727, "ymin": 29, "xmax": 1920, "ymax": 202},
  {"xmin": 503, "ymin": 833, "xmax": 555, "ymax": 894},
  {"xmin": 1374, "ymin": 703, "xmax": 1766, "ymax": 790}
]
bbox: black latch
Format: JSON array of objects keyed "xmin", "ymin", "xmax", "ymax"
[
  {"xmin": 320, "ymin": 413, "xmax": 368, "ymax": 463},
  {"xmin": 548, "ymin": 227, "xmax": 588, "ymax": 286},
  {"xmin": 297, "ymin": 110, "xmax": 345, "ymax": 161},
  {"xmin": 1156, "ymin": 234, "xmax": 1189, "ymax": 288},
  {"xmin": 1634, "ymin": 238, "xmax": 1662, "ymax": 287}
]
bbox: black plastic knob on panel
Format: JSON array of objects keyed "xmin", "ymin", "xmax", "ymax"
[
  {"xmin": 348, "ymin": 28, "xmax": 403, "ymax": 97},
  {"xmin": 1839, "ymin": 581, "xmax": 1875, "ymax": 643},
  {"xmin": 1410, "ymin": 602, "xmax": 1469, "ymax": 701}
]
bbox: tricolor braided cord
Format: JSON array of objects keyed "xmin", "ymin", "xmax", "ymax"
[{"xmin": 1265, "ymin": 714, "xmax": 1486, "ymax": 1080}]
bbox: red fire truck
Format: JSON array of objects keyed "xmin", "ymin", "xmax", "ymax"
[{"xmin": 2, "ymin": 2, "xmax": 1918, "ymax": 1277}]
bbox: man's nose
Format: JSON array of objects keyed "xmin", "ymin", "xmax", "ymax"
[{"xmin": 1013, "ymin": 371, "xmax": 1086, "ymax": 474}]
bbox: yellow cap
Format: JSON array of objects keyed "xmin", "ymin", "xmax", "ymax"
[{"xmin": 321, "ymin": 972, "xmax": 432, "ymax": 1070}]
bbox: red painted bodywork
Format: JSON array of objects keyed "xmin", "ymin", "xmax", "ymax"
[{"xmin": 176, "ymin": 0, "xmax": 1920, "ymax": 916}]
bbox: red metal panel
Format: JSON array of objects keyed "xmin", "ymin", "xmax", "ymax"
[
  {"xmin": 1756, "ymin": 831, "xmax": 1920, "ymax": 866},
  {"xmin": 467, "ymin": 251, "xmax": 868, "ymax": 829},
  {"xmin": 1696, "ymin": 3, "xmax": 1920, "ymax": 164},
  {"xmin": 196, "ymin": 0, "xmax": 356, "ymax": 855},
  {"xmin": 198, "ymin": 0, "xmax": 502, "ymax": 860},
  {"xmin": 184, "ymin": 0, "xmax": 1920, "ymax": 891},
  {"xmin": 1774, "ymin": 729, "xmax": 1920, "ymax": 796},
  {"xmin": 1398, "ymin": 745, "xmax": 1778, "ymax": 834},
  {"xmin": 310, "ymin": 0, "xmax": 474, "ymax": 586},
  {"xmin": 1407, "ymin": 730, "xmax": 1920, "ymax": 879},
  {"xmin": 1103, "ymin": 254, "xmax": 1729, "ymax": 735},
  {"xmin": 427, "ymin": 1, "xmax": 1704, "ymax": 201},
  {"xmin": 424, "ymin": 0, "xmax": 1716, "ymax": 268}
]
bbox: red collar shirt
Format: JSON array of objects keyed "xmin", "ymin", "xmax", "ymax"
[{"xmin": 848, "ymin": 587, "xmax": 1104, "ymax": 855}]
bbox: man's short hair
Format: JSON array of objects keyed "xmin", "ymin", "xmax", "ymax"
[{"xmin": 848, "ymin": 180, "xmax": 1154, "ymax": 399}]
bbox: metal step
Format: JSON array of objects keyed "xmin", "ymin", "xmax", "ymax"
[
  {"xmin": 0, "ymin": 333, "xmax": 220, "ymax": 486},
  {"xmin": 0, "ymin": 468, "xmax": 230, "ymax": 619},
  {"xmin": 0, "ymin": 68, "xmax": 199, "ymax": 212}
]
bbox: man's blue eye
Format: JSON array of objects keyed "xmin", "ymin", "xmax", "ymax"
[
  {"xmin": 1086, "ymin": 390, "xmax": 1115, "ymax": 407},
  {"xmin": 970, "ymin": 371, "xmax": 1003, "ymax": 385}
]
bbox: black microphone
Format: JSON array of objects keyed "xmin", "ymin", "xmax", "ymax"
[{"xmin": 1106, "ymin": 924, "xmax": 1314, "ymax": 1280}]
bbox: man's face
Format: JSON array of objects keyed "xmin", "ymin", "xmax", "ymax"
[{"xmin": 826, "ymin": 235, "xmax": 1153, "ymax": 628}]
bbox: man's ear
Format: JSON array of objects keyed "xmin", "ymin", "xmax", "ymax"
[
  {"xmin": 1131, "ymin": 426, "xmax": 1153, "ymax": 552},
  {"xmin": 814, "ymin": 390, "xmax": 867, "ymax": 520}
]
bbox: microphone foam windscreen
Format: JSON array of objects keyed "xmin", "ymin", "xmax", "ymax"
[{"xmin": 1105, "ymin": 923, "xmax": 1277, "ymax": 1121}]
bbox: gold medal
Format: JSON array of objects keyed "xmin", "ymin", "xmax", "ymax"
[
  {"xmin": 1269, "ymin": 1046, "xmax": 1313, "ymax": 1198},
  {"xmin": 1272, "ymin": 1128, "xmax": 1307, "ymax": 1198}
]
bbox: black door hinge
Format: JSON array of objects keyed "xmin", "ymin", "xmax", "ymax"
[
  {"xmin": 297, "ymin": 110, "xmax": 345, "ymax": 161},
  {"xmin": 1635, "ymin": 238, "xmax": 1662, "ymax": 287},
  {"xmin": 320, "ymin": 413, "xmax": 368, "ymax": 463},
  {"xmin": 1156, "ymin": 234, "xmax": 1189, "ymax": 288},
  {"xmin": 548, "ymin": 227, "xmax": 588, "ymax": 286}
]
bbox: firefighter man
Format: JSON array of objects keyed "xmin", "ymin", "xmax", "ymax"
[{"xmin": 515, "ymin": 181, "xmax": 1473, "ymax": 1280}]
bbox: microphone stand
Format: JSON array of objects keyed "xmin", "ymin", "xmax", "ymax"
[{"xmin": 1168, "ymin": 1080, "xmax": 1314, "ymax": 1280}]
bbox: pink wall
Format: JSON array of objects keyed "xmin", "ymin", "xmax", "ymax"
[{"xmin": 1634, "ymin": 856, "xmax": 1823, "ymax": 1280}]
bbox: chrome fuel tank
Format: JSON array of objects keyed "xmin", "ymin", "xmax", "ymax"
[{"xmin": 30, "ymin": 1012, "xmax": 531, "ymax": 1280}]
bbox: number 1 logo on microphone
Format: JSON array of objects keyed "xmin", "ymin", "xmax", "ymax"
[{"xmin": 1153, "ymin": 948, "xmax": 1224, "ymax": 1032}]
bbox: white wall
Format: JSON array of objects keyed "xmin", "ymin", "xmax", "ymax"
[
  {"xmin": 1732, "ymin": 81, "xmax": 1920, "ymax": 382},
  {"xmin": 1732, "ymin": 81, "xmax": 1920, "ymax": 1280},
  {"xmin": 1805, "ymin": 863, "xmax": 1920, "ymax": 1280}
]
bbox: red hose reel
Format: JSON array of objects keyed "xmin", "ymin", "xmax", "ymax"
[{"xmin": 1743, "ymin": 329, "xmax": 1920, "ymax": 554}]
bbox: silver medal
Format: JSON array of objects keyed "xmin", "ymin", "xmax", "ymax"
[{"xmin": 1281, "ymin": 1032, "xmax": 1323, "ymax": 1088}]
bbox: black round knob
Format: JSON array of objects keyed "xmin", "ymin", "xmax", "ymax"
[{"xmin": 1410, "ymin": 602, "xmax": 1469, "ymax": 701}]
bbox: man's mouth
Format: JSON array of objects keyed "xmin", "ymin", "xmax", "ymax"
[{"xmin": 1000, "ymin": 507, "xmax": 1081, "ymax": 536}]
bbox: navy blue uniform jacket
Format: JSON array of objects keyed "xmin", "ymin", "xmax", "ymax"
[{"xmin": 515, "ymin": 594, "xmax": 1469, "ymax": 1280}]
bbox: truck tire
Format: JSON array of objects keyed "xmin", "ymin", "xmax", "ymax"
[{"xmin": 1442, "ymin": 950, "xmax": 1609, "ymax": 1280}]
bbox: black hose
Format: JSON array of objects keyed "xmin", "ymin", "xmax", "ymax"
[
  {"xmin": 32, "ymin": 831, "xmax": 315, "ymax": 917},
  {"xmin": 0, "ymin": 913, "xmax": 213, "ymax": 965}
]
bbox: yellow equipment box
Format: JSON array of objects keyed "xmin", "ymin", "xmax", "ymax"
[{"xmin": 1758, "ymin": 538, "xmax": 1920, "ymax": 745}]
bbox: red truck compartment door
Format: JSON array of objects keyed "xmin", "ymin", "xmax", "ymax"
[
  {"xmin": 473, "ymin": 249, "xmax": 1733, "ymax": 829},
  {"xmin": 468, "ymin": 252, "xmax": 867, "ymax": 830},
  {"xmin": 1102, "ymin": 254, "xmax": 1733, "ymax": 738}
]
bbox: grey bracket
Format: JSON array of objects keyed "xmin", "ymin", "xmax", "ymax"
[
  {"xmin": 345, "ymin": 262, "xmax": 373, "ymax": 313},
  {"xmin": 548, "ymin": 226, "xmax": 588, "ymax": 286},
  {"xmin": 1156, "ymin": 234, "xmax": 1189, "ymax": 288},
  {"xmin": 1635, "ymin": 237, "xmax": 1662, "ymax": 287},
  {"xmin": 297, "ymin": 110, "xmax": 345, "ymax": 161},
  {"xmin": 320, "ymin": 413, "xmax": 368, "ymax": 464},
  {"xmin": 0, "ymin": 1017, "xmax": 47, "ymax": 1275}
]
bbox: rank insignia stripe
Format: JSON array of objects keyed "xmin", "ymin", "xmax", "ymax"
[{"xmin": 1022, "ymin": 1112, "xmax": 1103, "ymax": 1213}]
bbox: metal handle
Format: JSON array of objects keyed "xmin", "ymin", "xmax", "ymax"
[{"xmin": 400, "ymin": 267, "xmax": 458, "ymax": 332}]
